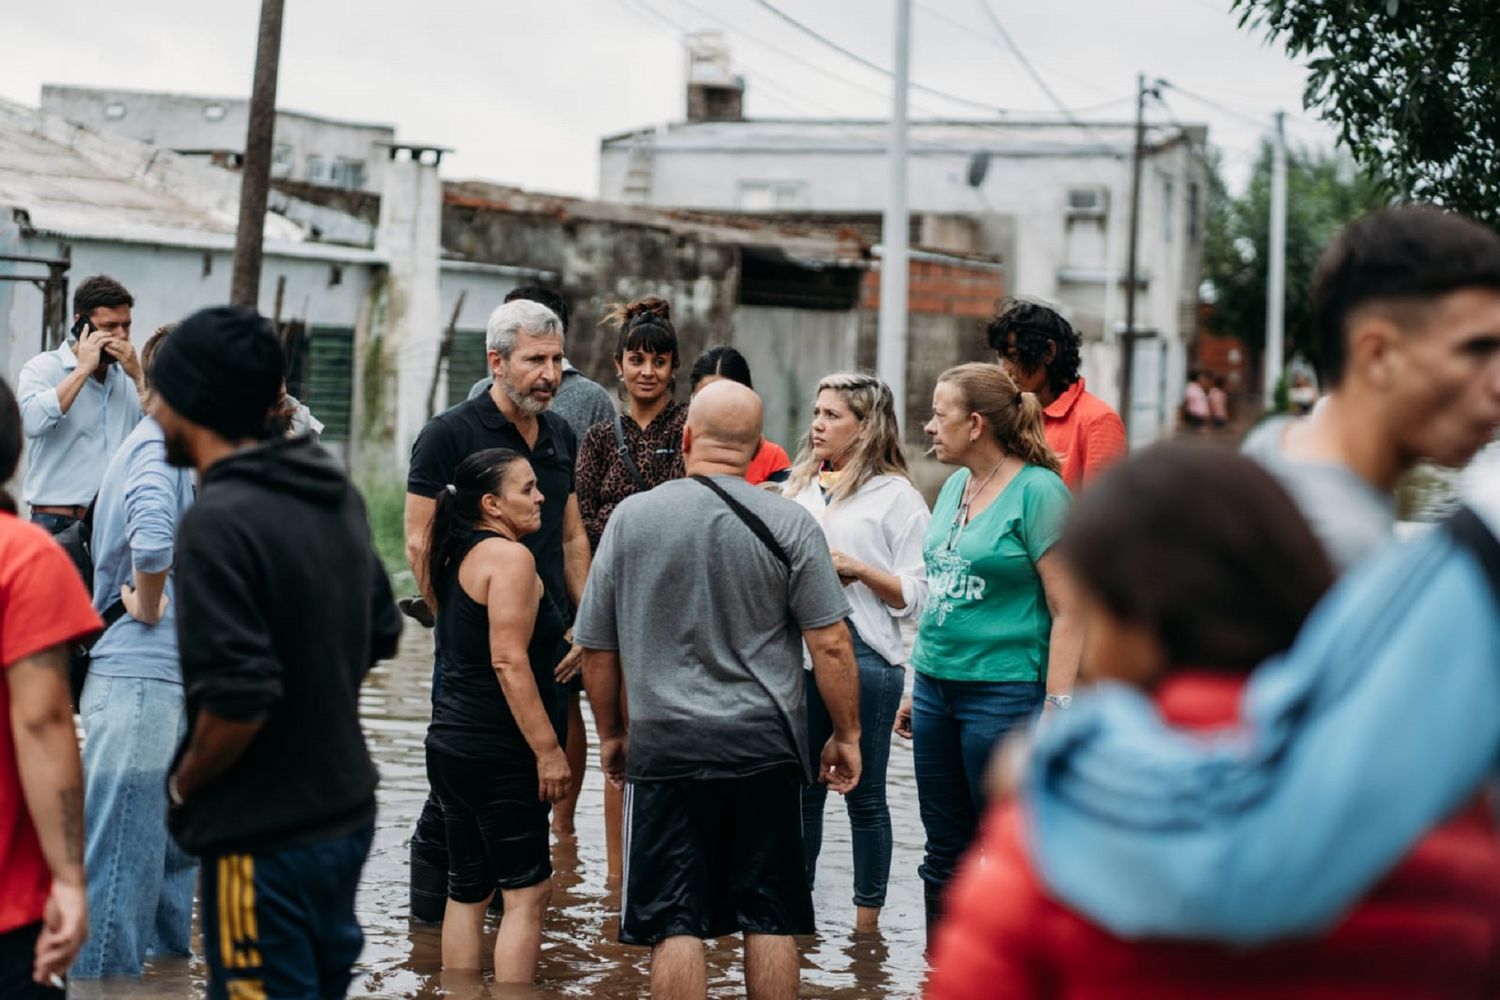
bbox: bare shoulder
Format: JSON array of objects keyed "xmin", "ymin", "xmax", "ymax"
[{"xmin": 468, "ymin": 536, "xmax": 535, "ymax": 574}]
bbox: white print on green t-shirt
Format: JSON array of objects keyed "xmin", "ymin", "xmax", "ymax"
[{"xmin": 925, "ymin": 547, "xmax": 985, "ymax": 626}]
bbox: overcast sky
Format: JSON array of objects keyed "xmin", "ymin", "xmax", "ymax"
[{"xmin": 5, "ymin": 0, "xmax": 1337, "ymax": 197}]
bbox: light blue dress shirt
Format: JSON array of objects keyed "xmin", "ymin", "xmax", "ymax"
[
  {"xmin": 1023, "ymin": 516, "xmax": 1500, "ymax": 945},
  {"xmin": 17, "ymin": 341, "xmax": 143, "ymax": 507},
  {"xmin": 88, "ymin": 418, "xmax": 194, "ymax": 683}
]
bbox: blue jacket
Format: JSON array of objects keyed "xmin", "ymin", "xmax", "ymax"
[{"xmin": 1024, "ymin": 511, "xmax": 1500, "ymax": 944}]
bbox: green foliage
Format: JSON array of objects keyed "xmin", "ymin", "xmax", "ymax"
[
  {"xmin": 358, "ymin": 476, "xmax": 413, "ymax": 592},
  {"xmin": 1233, "ymin": 0, "xmax": 1500, "ymax": 226},
  {"xmin": 1202, "ymin": 144, "xmax": 1388, "ymax": 370}
]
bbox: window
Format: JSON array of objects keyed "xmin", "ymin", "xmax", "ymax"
[
  {"xmin": 329, "ymin": 158, "xmax": 366, "ymax": 191},
  {"xmin": 447, "ymin": 329, "xmax": 490, "ymax": 409},
  {"xmin": 305, "ymin": 155, "xmax": 325, "ymax": 182},
  {"xmin": 301, "ymin": 326, "xmax": 354, "ymax": 441},
  {"xmin": 1066, "ymin": 187, "xmax": 1108, "ymax": 216},
  {"xmin": 1187, "ymin": 182, "xmax": 1202, "ymax": 244},
  {"xmin": 103, "ymin": 102, "xmax": 126, "ymax": 121},
  {"xmin": 271, "ymin": 143, "xmax": 293, "ymax": 176},
  {"xmin": 203, "ymin": 102, "xmax": 227, "ymax": 122},
  {"xmin": 737, "ymin": 181, "xmax": 806, "ymax": 211},
  {"xmin": 1162, "ymin": 179, "xmax": 1176, "ymax": 244}
]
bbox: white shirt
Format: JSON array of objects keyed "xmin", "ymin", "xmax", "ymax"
[
  {"xmin": 17, "ymin": 341, "xmax": 143, "ymax": 506},
  {"xmin": 787, "ymin": 473, "xmax": 931, "ymax": 667}
]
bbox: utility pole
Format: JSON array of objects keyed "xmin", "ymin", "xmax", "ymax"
[
  {"xmin": 1118, "ymin": 72, "xmax": 1149, "ymax": 442},
  {"xmin": 230, "ymin": 0, "xmax": 286, "ymax": 308},
  {"xmin": 1263, "ymin": 110, "xmax": 1288, "ymax": 404},
  {"xmin": 878, "ymin": 0, "xmax": 911, "ymax": 432}
]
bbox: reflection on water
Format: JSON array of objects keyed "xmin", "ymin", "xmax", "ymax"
[{"xmin": 89, "ymin": 629, "xmax": 928, "ymax": 999}]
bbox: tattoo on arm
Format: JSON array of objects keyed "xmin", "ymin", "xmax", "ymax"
[{"xmin": 59, "ymin": 788, "xmax": 83, "ymax": 865}]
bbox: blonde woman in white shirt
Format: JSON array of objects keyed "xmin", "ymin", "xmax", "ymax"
[{"xmin": 783, "ymin": 372, "xmax": 931, "ymax": 931}]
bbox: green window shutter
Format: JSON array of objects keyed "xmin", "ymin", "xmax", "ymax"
[
  {"xmin": 447, "ymin": 329, "xmax": 489, "ymax": 410},
  {"xmin": 305, "ymin": 325, "xmax": 354, "ymax": 441}
]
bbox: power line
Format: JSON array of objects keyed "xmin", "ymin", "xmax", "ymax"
[
  {"xmin": 747, "ymin": 0, "xmax": 1011, "ymax": 115},
  {"xmin": 972, "ymin": 0, "xmax": 1076, "ymax": 122}
]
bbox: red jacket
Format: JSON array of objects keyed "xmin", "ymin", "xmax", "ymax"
[
  {"xmin": 927, "ymin": 674, "xmax": 1500, "ymax": 1000},
  {"xmin": 1042, "ymin": 379, "xmax": 1126, "ymax": 492}
]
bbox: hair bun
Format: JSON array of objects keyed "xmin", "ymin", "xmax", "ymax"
[{"xmin": 625, "ymin": 296, "xmax": 672, "ymax": 326}]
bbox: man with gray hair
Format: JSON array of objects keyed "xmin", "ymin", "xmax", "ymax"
[{"xmin": 403, "ymin": 298, "xmax": 591, "ymax": 918}]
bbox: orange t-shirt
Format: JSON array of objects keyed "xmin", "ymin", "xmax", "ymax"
[
  {"xmin": 745, "ymin": 438, "xmax": 791, "ymax": 486},
  {"xmin": 1043, "ymin": 379, "xmax": 1127, "ymax": 492},
  {"xmin": 0, "ymin": 513, "xmax": 101, "ymax": 934}
]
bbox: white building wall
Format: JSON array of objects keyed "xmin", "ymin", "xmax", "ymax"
[{"xmin": 601, "ymin": 125, "xmax": 1207, "ymax": 437}]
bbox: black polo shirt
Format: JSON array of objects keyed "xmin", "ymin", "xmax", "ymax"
[{"xmin": 408, "ymin": 392, "xmax": 577, "ymax": 617}]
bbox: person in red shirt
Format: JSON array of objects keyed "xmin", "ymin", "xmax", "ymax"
[
  {"xmin": 988, "ymin": 299, "xmax": 1126, "ymax": 491},
  {"xmin": 927, "ymin": 445, "xmax": 1500, "ymax": 999},
  {"xmin": 688, "ymin": 347, "xmax": 792, "ymax": 485},
  {"xmin": 0, "ymin": 377, "xmax": 102, "ymax": 998}
]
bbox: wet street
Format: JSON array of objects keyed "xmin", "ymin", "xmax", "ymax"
[{"xmin": 83, "ymin": 628, "xmax": 929, "ymax": 999}]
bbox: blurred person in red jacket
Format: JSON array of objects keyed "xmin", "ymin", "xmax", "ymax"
[
  {"xmin": 988, "ymin": 298, "xmax": 1127, "ymax": 492},
  {"xmin": 927, "ymin": 444, "xmax": 1500, "ymax": 1000}
]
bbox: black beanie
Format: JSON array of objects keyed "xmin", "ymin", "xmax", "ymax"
[{"xmin": 152, "ymin": 305, "xmax": 285, "ymax": 440}]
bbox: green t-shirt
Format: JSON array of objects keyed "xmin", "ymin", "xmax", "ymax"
[{"xmin": 910, "ymin": 464, "xmax": 1071, "ymax": 683}]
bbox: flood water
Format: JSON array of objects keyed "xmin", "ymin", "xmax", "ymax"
[{"xmin": 82, "ymin": 628, "xmax": 929, "ymax": 999}]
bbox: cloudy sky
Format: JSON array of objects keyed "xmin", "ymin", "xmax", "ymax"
[{"xmin": 5, "ymin": 0, "xmax": 1337, "ymax": 197}]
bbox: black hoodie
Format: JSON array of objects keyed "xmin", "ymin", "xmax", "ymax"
[{"xmin": 168, "ymin": 436, "xmax": 402, "ymax": 855}]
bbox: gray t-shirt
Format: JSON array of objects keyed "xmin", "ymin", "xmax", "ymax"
[
  {"xmin": 573, "ymin": 474, "xmax": 851, "ymax": 782},
  {"xmin": 1242, "ymin": 416, "xmax": 1396, "ymax": 571},
  {"xmin": 467, "ymin": 362, "xmax": 616, "ymax": 443}
]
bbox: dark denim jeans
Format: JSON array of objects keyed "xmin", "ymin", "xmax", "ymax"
[
  {"xmin": 801, "ymin": 625, "xmax": 906, "ymax": 908},
  {"xmin": 912, "ymin": 672, "xmax": 1042, "ymax": 888}
]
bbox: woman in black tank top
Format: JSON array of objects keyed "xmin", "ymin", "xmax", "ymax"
[{"xmin": 422, "ymin": 448, "xmax": 569, "ymax": 982}]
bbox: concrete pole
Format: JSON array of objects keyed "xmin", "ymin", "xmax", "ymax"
[
  {"xmin": 1263, "ymin": 110, "xmax": 1288, "ymax": 403},
  {"xmin": 230, "ymin": 0, "xmax": 286, "ymax": 308},
  {"xmin": 878, "ymin": 0, "xmax": 911, "ymax": 432},
  {"xmin": 1118, "ymin": 72, "xmax": 1148, "ymax": 442}
]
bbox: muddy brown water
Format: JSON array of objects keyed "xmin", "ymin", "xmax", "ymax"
[{"xmin": 81, "ymin": 629, "xmax": 929, "ymax": 999}]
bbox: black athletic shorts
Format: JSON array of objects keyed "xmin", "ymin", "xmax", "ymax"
[
  {"xmin": 425, "ymin": 746, "xmax": 550, "ymax": 901},
  {"xmin": 620, "ymin": 763, "xmax": 814, "ymax": 945}
]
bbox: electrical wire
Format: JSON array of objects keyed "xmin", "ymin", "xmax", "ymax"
[{"xmin": 747, "ymin": 0, "xmax": 1012, "ymax": 115}]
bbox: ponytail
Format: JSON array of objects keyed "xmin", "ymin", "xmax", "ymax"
[
  {"xmin": 1013, "ymin": 391, "xmax": 1060, "ymax": 474},
  {"xmin": 425, "ymin": 448, "xmax": 525, "ymax": 607},
  {"xmin": 936, "ymin": 363, "xmax": 1062, "ymax": 475}
]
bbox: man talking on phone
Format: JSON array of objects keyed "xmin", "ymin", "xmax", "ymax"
[{"xmin": 16, "ymin": 276, "xmax": 145, "ymax": 538}]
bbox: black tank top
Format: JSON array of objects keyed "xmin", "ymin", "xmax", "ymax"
[{"xmin": 425, "ymin": 530, "xmax": 566, "ymax": 761}]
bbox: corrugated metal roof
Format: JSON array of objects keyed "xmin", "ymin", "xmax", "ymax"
[{"xmin": 0, "ymin": 97, "xmax": 310, "ymax": 249}]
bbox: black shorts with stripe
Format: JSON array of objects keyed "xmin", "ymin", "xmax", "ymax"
[{"xmin": 620, "ymin": 764, "xmax": 814, "ymax": 946}]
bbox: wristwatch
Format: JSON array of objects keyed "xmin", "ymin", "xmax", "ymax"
[{"xmin": 1045, "ymin": 693, "xmax": 1073, "ymax": 710}]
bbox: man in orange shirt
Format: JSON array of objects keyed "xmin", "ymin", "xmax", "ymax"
[{"xmin": 988, "ymin": 299, "xmax": 1127, "ymax": 491}]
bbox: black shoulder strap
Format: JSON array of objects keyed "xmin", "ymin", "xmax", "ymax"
[
  {"xmin": 691, "ymin": 475, "xmax": 790, "ymax": 568},
  {"xmin": 614, "ymin": 413, "xmax": 648, "ymax": 493},
  {"xmin": 1449, "ymin": 505, "xmax": 1500, "ymax": 604}
]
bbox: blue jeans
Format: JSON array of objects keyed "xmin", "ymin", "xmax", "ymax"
[
  {"xmin": 202, "ymin": 824, "xmax": 373, "ymax": 1000},
  {"xmin": 75, "ymin": 675, "xmax": 196, "ymax": 977},
  {"xmin": 801, "ymin": 626, "xmax": 906, "ymax": 909},
  {"xmin": 912, "ymin": 672, "xmax": 1043, "ymax": 888}
]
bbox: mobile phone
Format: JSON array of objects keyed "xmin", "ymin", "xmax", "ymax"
[{"xmin": 71, "ymin": 314, "xmax": 92, "ymax": 338}]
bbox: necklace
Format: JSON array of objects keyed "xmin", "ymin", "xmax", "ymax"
[{"xmin": 945, "ymin": 456, "xmax": 1008, "ymax": 551}]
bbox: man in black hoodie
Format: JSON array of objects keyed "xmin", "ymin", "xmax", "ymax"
[{"xmin": 149, "ymin": 306, "xmax": 402, "ymax": 1000}]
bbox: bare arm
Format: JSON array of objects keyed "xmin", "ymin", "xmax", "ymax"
[
  {"xmin": 8, "ymin": 644, "xmax": 84, "ymax": 887},
  {"xmin": 1036, "ymin": 550, "xmax": 1084, "ymax": 699},
  {"xmin": 171, "ymin": 712, "xmax": 262, "ymax": 801},
  {"xmin": 403, "ymin": 493, "xmax": 437, "ymax": 605},
  {"xmin": 835, "ymin": 554, "xmax": 908, "ymax": 609},
  {"xmin": 121, "ymin": 568, "xmax": 169, "ymax": 626},
  {"xmin": 805, "ymin": 620, "xmax": 862, "ymax": 793},
  {"xmin": 8, "ymin": 644, "xmax": 88, "ymax": 982},
  {"xmin": 582, "ymin": 648, "xmax": 627, "ymax": 788},
  {"xmin": 482, "ymin": 545, "xmax": 569, "ymax": 800},
  {"xmin": 562, "ymin": 493, "xmax": 591, "ymax": 610}
]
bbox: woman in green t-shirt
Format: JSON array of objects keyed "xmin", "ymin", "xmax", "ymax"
[{"xmin": 895, "ymin": 362, "xmax": 1082, "ymax": 940}]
